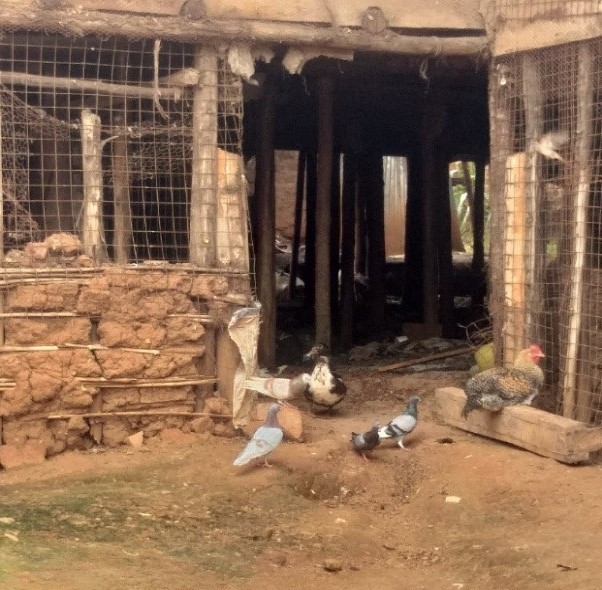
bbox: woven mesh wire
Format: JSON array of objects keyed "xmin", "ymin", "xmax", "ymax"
[
  {"xmin": 490, "ymin": 37, "xmax": 602, "ymax": 424},
  {"xmin": 496, "ymin": 0, "xmax": 601, "ymax": 21}
]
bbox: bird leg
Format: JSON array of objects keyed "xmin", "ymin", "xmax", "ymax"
[
  {"xmin": 397, "ymin": 439, "xmax": 407, "ymax": 450},
  {"xmin": 361, "ymin": 452, "xmax": 369, "ymax": 462}
]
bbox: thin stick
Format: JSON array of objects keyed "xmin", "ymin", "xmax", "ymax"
[
  {"xmin": 47, "ymin": 411, "xmax": 231, "ymax": 420},
  {"xmin": 564, "ymin": 43, "xmax": 593, "ymax": 420},
  {"xmin": 0, "ymin": 312, "xmax": 80, "ymax": 318},
  {"xmin": 377, "ymin": 347, "xmax": 473, "ymax": 373},
  {"xmin": 0, "ymin": 344, "xmax": 206, "ymax": 355},
  {"xmin": 77, "ymin": 378, "xmax": 218, "ymax": 388}
]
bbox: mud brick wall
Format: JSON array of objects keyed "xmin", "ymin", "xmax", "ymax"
[{"xmin": 0, "ymin": 267, "xmax": 247, "ymax": 457}]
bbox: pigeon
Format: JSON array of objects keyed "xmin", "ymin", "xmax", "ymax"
[
  {"xmin": 302, "ymin": 344, "xmax": 347, "ymax": 412},
  {"xmin": 378, "ymin": 395, "xmax": 421, "ymax": 449},
  {"xmin": 233, "ymin": 403, "xmax": 283, "ymax": 467},
  {"xmin": 351, "ymin": 425, "xmax": 381, "ymax": 460},
  {"xmin": 243, "ymin": 373, "xmax": 311, "ymax": 403}
]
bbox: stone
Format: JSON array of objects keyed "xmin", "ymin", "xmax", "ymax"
[
  {"xmin": 95, "ymin": 350, "xmax": 149, "ymax": 379},
  {"xmin": 24, "ymin": 242, "xmax": 48, "ymax": 261},
  {"xmin": 29, "ymin": 372, "xmax": 63, "ymax": 403},
  {"xmin": 190, "ymin": 416, "xmax": 214, "ymax": 434},
  {"xmin": 127, "ymin": 431, "xmax": 145, "ymax": 448},
  {"xmin": 0, "ymin": 442, "xmax": 46, "ymax": 469},
  {"xmin": 213, "ymin": 422, "xmax": 237, "ymax": 438},
  {"xmin": 44, "ymin": 232, "xmax": 82, "ymax": 256},
  {"xmin": 102, "ymin": 419, "xmax": 131, "ymax": 446},
  {"xmin": 164, "ymin": 317, "xmax": 205, "ymax": 344},
  {"xmin": 160, "ymin": 428, "xmax": 196, "ymax": 444},
  {"xmin": 255, "ymin": 402, "xmax": 304, "ymax": 442},
  {"xmin": 6, "ymin": 284, "xmax": 80, "ymax": 311},
  {"xmin": 67, "ymin": 415, "xmax": 89, "ymax": 434},
  {"xmin": 323, "ymin": 559, "xmax": 342, "ymax": 572},
  {"xmin": 203, "ymin": 396, "xmax": 230, "ymax": 416}
]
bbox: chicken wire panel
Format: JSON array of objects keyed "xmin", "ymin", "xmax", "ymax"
[
  {"xmin": 495, "ymin": 0, "xmax": 601, "ymax": 20},
  {"xmin": 491, "ymin": 37, "xmax": 602, "ymax": 424},
  {"xmin": 0, "ymin": 31, "xmax": 246, "ymax": 271}
]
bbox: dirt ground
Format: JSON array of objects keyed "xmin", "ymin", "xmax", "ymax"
[{"xmin": 1, "ymin": 367, "xmax": 601, "ymax": 590}]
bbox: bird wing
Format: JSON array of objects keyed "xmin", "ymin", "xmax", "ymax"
[
  {"xmin": 380, "ymin": 413, "xmax": 416, "ymax": 438},
  {"xmin": 233, "ymin": 426, "xmax": 283, "ymax": 465}
]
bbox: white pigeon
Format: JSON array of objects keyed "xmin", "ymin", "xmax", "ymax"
[
  {"xmin": 378, "ymin": 396, "xmax": 421, "ymax": 449},
  {"xmin": 233, "ymin": 403, "xmax": 283, "ymax": 467}
]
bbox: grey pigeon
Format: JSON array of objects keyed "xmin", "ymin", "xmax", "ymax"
[
  {"xmin": 233, "ymin": 403, "xmax": 283, "ymax": 467},
  {"xmin": 351, "ymin": 425, "xmax": 381, "ymax": 460},
  {"xmin": 378, "ymin": 396, "xmax": 421, "ymax": 449}
]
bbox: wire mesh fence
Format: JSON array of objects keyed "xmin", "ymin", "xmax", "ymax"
[
  {"xmin": 495, "ymin": 0, "xmax": 602, "ymax": 21},
  {"xmin": 490, "ymin": 37, "xmax": 602, "ymax": 424},
  {"xmin": 0, "ymin": 30, "xmax": 251, "ymax": 452}
]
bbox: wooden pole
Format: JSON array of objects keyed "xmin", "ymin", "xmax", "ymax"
[
  {"xmin": 304, "ymin": 153, "xmax": 317, "ymax": 310},
  {"xmin": 471, "ymin": 157, "xmax": 486, "ymax": 305},
  {"xmin": 90, "ymin": 392, "xmax": 103, "ymax": 443},
  {"xmin": 289, "ymin": 151, "xmax": 306, "ymax": 298},
  {"xmin": 315, "ymin": 77, "xmax": 334, "ymax": 349},
  {"xmin": 0, "ymin": 7, "xmax": 489, "ymax": 56},
  {"xmin": 564, "ymin": 43, "xmax": 593, "ymax": 420},
  {"xmin": 112, "ymin": 116, "xmax": 133, "ymax": 264},
  {"xmin": 190, "ymin": 45, "xmax": 218, "ymax": 267},
  {"xmin": 420, "ymin": 101, "xmax": 445, "ymax": 336},
  {"xmin": 255, "ymin": 74, "xmax": 277, "ymax": 367},
  {"xmin": 340, "ymin": 152, "xmax": 357, "ymax": 349},
  {"xmin": 330, "ymin": 151, "xmax": 341, "ymax": 334},
  {"xmin": 439, "ymin": 156, "xmax": 455, "ymax": 338},
  {"xmin": 365, "ymin": 153, "xmax": 386, "ymax": 336},
  {"xmin": 80, "ymin": 109, "xmax": 107, "ymax": 262}
]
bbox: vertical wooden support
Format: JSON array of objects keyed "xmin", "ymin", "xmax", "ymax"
[
  {"xmin": 255, "ymin": 75, "xmax": 276, "ymax": 367},
  {"xmin": 41, "ymin": 138, "xmax": 76, "ymax": 233},
  {"xmin": 439, "ymin": 156, "xmax": 455, "ymax": 337},
  {"xmin": 564, "ymin": 44, "xmax": 593, "ymax": 420},
  {"xmin": 112, "ymin": 123, "xmax": 132, "ymax": 264},
  {"xmin": 503, "ymin": 152, "xmax": 527, "ymax": 366},
  {"xmin": 304, "ymin": 153, "xmax": 317, "ymax": 309},
  {"xmin": 80, "ymin": 109, "xmax": 107, "ymax": 262},
  {"xmin": 330, "ymin": 152, "xmax": 341, "ymax": 333},
  {"xmin": 315, "ymin": 76, "xmax": 334, "ymax": 349},
  {"xmin": 420, "ymin": 101, "xmax": 445, "ymax": 335},
  {"xmin": 190, "ymin": 45, "xmax": 218, "ymax": 267},
  {"xmin": 289, "ymin": 151, "xmax": 306, "ymax": 298},
  {"xmin": 196, "ymin": 314, "xmax": 217, "ymax": 409},
  {"xmin": 216, "ymin": 319, "xmax": 241, "ymax": 410},
  {"xmin": 90, "ymin": 392, "xmax": 103, "ymax": 444},
  {"xmin": 471, "ymin": 157, "xmax": 486, "ymax": 305},
  {"xmin": 340, "ymin": 152, "xmax": 357, "ymax": 349},
  {"xmin": 364, "ymin": 153, "xmax": 386, "ymax": 336}
]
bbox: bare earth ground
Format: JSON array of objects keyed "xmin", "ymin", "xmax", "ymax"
[{"xmin": 1, "ymin": 368, "xmax": 601, "ymax": 590}]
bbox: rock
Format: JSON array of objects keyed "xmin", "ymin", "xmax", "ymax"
[
  {"xmin": 102, "ymin": 419, "xmax": 131, "ymax": 446},
  {"xmin": 76, "ymin": 255, "xmax": 94, "ymax": 268},
  {"xmin": 45, "ymin": 233, "xmax": 82, "ymax": 256},
  {"xmin": 203, "ymin": 397, "xmax": 230, "ymax": 416},
  {"xmin": 24, "ymin": 242, "xmax": 48, "ymax": 261},
  {"xmin": 127, "ymin": 431, "xmax": 145, "ymax": 448},
  {"xmin": 213, "ymin": 422, "xmax": 237, "ymax": 438},
  {"xmin": 190, "ymin": 416, "xmax": 214, "ymax": 434},
  {"xmin": 160, "ymin": 428, "xmax": 196, "ymax": 444},
  {"xmin": 323, "ymin": 558, "xmax": 342, "ymax": 572},
  {"xmin": 255, "ymin": 402, "xmax": 304, "ymax": 442},
  {"xmin": 67, "ymin": 415, "xmax": 90, "ymax": 434},
  {"xmin": 0, "ymin": 441, "xmax": 46, "ymax": 469}
]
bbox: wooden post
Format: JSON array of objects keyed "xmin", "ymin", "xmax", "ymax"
[
  {"xmin": 439, "ymin": 155, "xmax": 455, "ymax": 337},
  {"xmin": 255, "ymin": 74, "xmax": 276, "ymax": 367},
  {"xmin": 315, "ymin": 77, "xmax": 334, "ymax": 349},
  {"xmin": 190, "ymin": 45, "xmax": 218, "ymax": 267},
  {"xmin": 420, "ymin": 101, "xmax": 445, "ymax": 335},
  {"xmin": 216, "ymin": 319, "xmax": 241, "ymax": 411},
  {"xmin": 289, "ymin": 151, "xmax": 306, "ymax": 298},
  {"xmin": 304, "ymin": 153, "xmax": 317, "ymax": 309},
  {"xmin": 330, "ymin": 151, "xmax": 341, "ymax": 334},
  {"xmin": 340, "ymin": 152, "xmax": 357, "ymax": 349},
  {"xmin": 564, "ymin": 43, "xmax": 593, "ymax": 420},
  {"xmin": 0, "ymin": 99, "xmax": 3, "ymax": 443},
  {"xmin": 471, "ymin": 157, "xmax": 486, "ymax": 305},
  {"xmin": 112, "ymin": 120, "xmax": 133, "ymax": 264},
  {"xmin": 80, "ymin": 109, "xmax": 107, "ymax": 262},
  {"xmin": 90, "ymin": 392, "xmax": 103, "ymax": 444},
  {"xmin": 364, "ymin": 153, "xmax": 386, "ymax": 336},
  {"xmin": 196, "ymin": 307, "xmax": 217, "ymax": 410}
]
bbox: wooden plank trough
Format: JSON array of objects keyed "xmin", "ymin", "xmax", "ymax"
[{"xmin": 435, "ymin": 387, "xmax": 602, "ymax": 464}]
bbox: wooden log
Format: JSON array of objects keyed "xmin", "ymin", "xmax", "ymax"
[
  {"xmin": 471, "ymin": 157, "xmax": 486, "ymax": 305},
  {"xmin": 315, "ymin": 77, "xmax": 334, "ymax": 349},
  {"xmin": 330, "ymin": 151, "xmax": 341, "ymax": 334},
  {"xmin": 503, "ymin": 152, "xmax": 527, "ymax": 366},
  {"xmin": 435, "ymin": 386, "xmax": 602, "ymax": 464},
  {"xmin": 289, "ymin": 151, "xmax": 306, "ymax": 299},
  {"xmin": 216, "ymin": 323, "xmax": 240, "ymax": 411},
  {"xmin": 48, "ymin": 411, "xmax": 231, "ymax": 420},
  {"xmin": 439, "ymin": 156, "xmax": 455, "ymax": 338},
  {"xmin": 189, "ymin": 46, "xmax": 218, "ymax": 267},
  {"xmin": 377, "ymin": 346, "xmax": 472, "ymax": 372},
  {"xmin": 0, "ymin": 6, "xmax": 489, "ymax": 56},
  {"xmin": 564, "ymin": 43, "xmax": 594, "ymax": 421},
  {"xmin": 255, "ymin": 74, "xmax": 276, "ymax": 367},
  {"xmin": 340, "ymin": 152, "xmax": 357, "ymax": 349},
  {"xmin": 81, "ymin": 109, "xmax": 107, "ymax": 261},
  {"xmin": 304, "ymin": 153, "xmax": 317, "ymax": 309}
]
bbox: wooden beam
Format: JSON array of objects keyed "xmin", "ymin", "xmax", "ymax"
[
  {"xmin": 80, "ymin": 109, "xmax": 107, "ymax": 261},
  {"xmin": 340, "ymin": 152, "xmax": 357, "ymax": 350},
  {"xmin": 111, "ymin": 126, "xmax": 133, "ymax": 264},
  {"xmin": 255, "ymin": 74, "xmax": 277, "ymax": 367},
  {"xmin": 189, "ymin": 46, "xmax": 218, "ymax": 267},
  {"xmin": 289, "ymin": 151, "xmax": 306, "ymax": 299},
  {"xmin": 0, "ymin": 5, "xmax": 489, "ymax": 56},
  {"xmin": 315, "ymin": 77, "xmax": 334, "ymax": 349},
  {"xmin": 435, "ymin": 386, "xmax": 602, "ymax": 464}
]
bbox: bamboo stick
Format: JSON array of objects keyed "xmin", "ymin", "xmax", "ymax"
[
  {"xmin": 563, "ymin": 43, "xmax": 593, "ymax": 420},
  {"xmin": 81, "ymin": 109, "xmax": 107, "ymax": 262},
  {"xmin": 377, "ymin": 346, "xmax": 473, "ymax": 372},
  {"xmin": 77, "ymin": 378, "xmax": 218, "ymax": 388},
  {"xmin": 0, "ymin": 264, "xmax": 245, "ymax": 275},
  {"xmin": 0, "ymin": 312, "xmax": 80, "ymax": 318},
  {"xmin": 189, "ymin": 45, "xmax": 218, "ymax": 267},
  {"xmin": 64, "ymin": 343, "xmax": 160, "ymax": 355},
  {"xmin": 47, "ymin": 411, "xmax": 231, "ymax": 420},
  {"xmin": 0, "ymin": 71, "xmax": 183, "ymax": 101},
  {"xmin": 0, "ymin": 345, "xmax": 205, "ymax": 355}
]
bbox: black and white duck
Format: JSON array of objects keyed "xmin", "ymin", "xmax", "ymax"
[{"xmin": 302, "ymin": 344, "xmax": 347, "ymax": 413}]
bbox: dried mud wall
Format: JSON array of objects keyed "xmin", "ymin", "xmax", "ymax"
[{"xmin": 0, "ymin": 260, "xmax": 249, "ymax": 458}]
